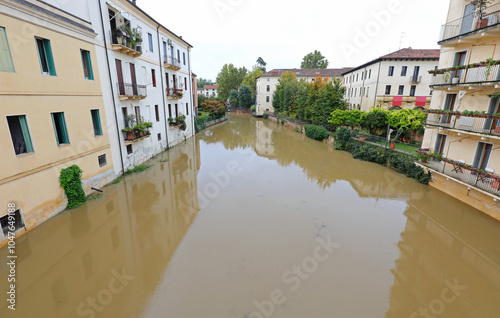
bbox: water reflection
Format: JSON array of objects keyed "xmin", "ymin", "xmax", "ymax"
[{"xmin": 0, "ymin": 138, "xmax": 200, "ymax": 318}]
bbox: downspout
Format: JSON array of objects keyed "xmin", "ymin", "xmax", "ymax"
[
  {"xmin": 157, "ymin": 25, "xmax": 170, "ymax": 149},
  {"xmin": 188, "ymin": 48, "xmax": 195, "ymax": 137},
  {"xmin": 373, "ymin": 61, "xmax": 382, "ymax": 107},
  {"xmin": 97, "ymin": 0, "xmax": 125, "ymax": 174}
]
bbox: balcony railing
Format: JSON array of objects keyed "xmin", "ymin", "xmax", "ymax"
[
  {"xmin": 417, "ymin": 149, "xmax": 500, "ymax": 196},
  {"xmin": 117, "ymin": 83, "xmax": 147, "ymax": 100},
  {"xmin": 410, "ymin": 75, "xmax": 422, "ymax": 83},
  {"xmin": 163, "ymin": 55, "xmax": 181, "ymax": 70},
  {"xmin": 110, "ymin": 30, "xmax": 142, "ymax": 57},
  {"xmin": 439, "ymin": 3, "xmax": 500, "ymax": 42},
  {"xmin": 431, "ymin": 64, "xmax": 500, "ymax": 86},
  {"xmin": 425, "ymin": 111, "xmax": 500, "ymax": 136},
  {"xmin": 166, "ymin": 88, "xmax": 184, "ymax": 100}
]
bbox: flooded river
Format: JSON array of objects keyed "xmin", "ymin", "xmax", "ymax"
[{"xmin": 1, "ymin": 114, "xmax": 500, "ymax": 318}]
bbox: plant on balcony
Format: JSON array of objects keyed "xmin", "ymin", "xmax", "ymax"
[
  {"xmin": 122, "ymin": 127, "xmax": 134, "ymax": 140},
  {"xmin": 118, "ymin": 25, "xmax": 142, "ymax": 49},
  {"xmin": 417, "ymin": 153, "xmax": 430, "ymax": 163},
  {"xmin": 472, "ymin": 0, "xmax": 492, "ymax": 20},
  {"xmin": 175, "ymin": 115, "xmax": 187, "ymax": 131},
  {"xmin": 168, "ymin": 117, "xmax": 175, "ymax": 126}
]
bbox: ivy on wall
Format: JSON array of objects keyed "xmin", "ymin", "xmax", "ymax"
[{"xmin": 59, "ymin": 165, "xmax": 86, "ymax": 209}]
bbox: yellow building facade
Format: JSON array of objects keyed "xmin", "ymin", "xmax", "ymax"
[
  {"xmin": 420, "ymin": 0, "xmax": 500, "ymax": 220},
  {"xmin": 0, "ymin": 0, "xmax": 114, "ymax": 246}
]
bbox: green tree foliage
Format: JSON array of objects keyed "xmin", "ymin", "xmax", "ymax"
[
  {"xmin": 242, "ymin": 66, "xmax": 264, "ymax": 102},
  {"xmin": 272, "ymin": 71, "xmax": 300, "ymax": 116},
  {"xmin": 197, "ymin": 77, "xmax": 214, "ymax": 88},
  {"xmin": 334, "ymin": 127, "xmax": 352, "ymax": 150},
  {"xmin": 238, "ymin": 84, "xmax": 253, "ymax": 108},
  {"xmin": 257, "ymin": 57, "xmax": 267, "ymax": 72},
  {"xmin": 304, "ymin": 125, "xmax": 330, "ymax": 141},
  {"xmin": 59, "ymin": 165, "xmax": 86, "ymax": 209},
  {"xmin": 362, "ymin": 108, "xmax": 389, "ymax": 135},
  {"xmin": 329, "ymin": 110, "xmax": 366, "ymax": 129},
  {"xmin": 388, "ymin": 109, "xmax": 427, "ymax": 131},
  {"xmin": 300, "ymin": 50, "xmax": 329, "ymax": 69},
  {"xmin": 200, "ymin": 100, "xmax": 227, "ymax": 118},
  {"xmin": 216, "ymin": 64, "xmax": 248, "ymax": 101},
  {"xmin": 229, "ymin": 89, "xmax": 239, "ymax": 107}
]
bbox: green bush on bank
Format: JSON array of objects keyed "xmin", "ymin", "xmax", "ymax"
[
  {"xmin": 304, "ymin": 125, "xmax": 330, "ymax": 141},
  {"xmin": 59, "ymin": 165, "xmax": 86, "ymax": 209}
]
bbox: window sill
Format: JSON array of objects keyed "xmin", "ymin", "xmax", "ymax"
[
  {"xmin": 15, "ymin": 152, "xmax": 35, "ymax": 158},
  {"xmin": 57, "ymin": 144, "xmax": 71, "ymax": 148}
]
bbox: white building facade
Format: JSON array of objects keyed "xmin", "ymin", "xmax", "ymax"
[
  {"xmin": 198, "ymin": 84, "xmax": 219, "ymax": 98},
  {"xmin": 343, "ymin": 48, "xmax": 440, "ymax": 111},
  {"xmin": 255, "ymin": 68, "xmax": 352, "ymax": 115}
]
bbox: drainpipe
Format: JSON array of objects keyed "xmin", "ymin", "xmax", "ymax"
[
  {"xmin": 188, "ymin": 48, "xmax": 195, "ymax": 137},
  {"xmin": 157, "ymin": 25, "xmax": 170, "ymax": 149},
  {"xmin": 97, "ymin": 0, "xmax": 125, "ymax": 174},
  {"xmin": 373, "ymin": 61, "xmax": 382, "ymax": 107}
]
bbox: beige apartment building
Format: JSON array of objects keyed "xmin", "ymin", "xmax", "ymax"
[
  {"xmin": 419, "ymin": 0, "xmax": 500, "ymax": 220},
  {"xmin": 0, "ymin": 0, "xmax": 114, "ymax": 244},
  {"xmin": 255, "ymin": 68, "xmax": 352, "ymax": 115},
  {"xmin": 343, "ymin": 48, "xmax": 440, "ymax": 111}
]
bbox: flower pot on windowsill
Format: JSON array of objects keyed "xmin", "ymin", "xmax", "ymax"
[{"xmin": 476, "ymin": 19, "xmax": 489, "ymax": 30}]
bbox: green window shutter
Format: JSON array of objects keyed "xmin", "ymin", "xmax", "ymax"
[
  {"xmin": 86, "ymin": 51, "xmax": 94, "ymax": 80},
  {"xmin": 43, "ymin": 39, "xmax": 56, "ymax": 76},
  {"xmin": 81, "ymin": 50, "xmax": 87, "ymax": 79},
  {"xmin": 18, "ymin": 116, "xmax": 33, "ymax": 153},
  {"xmin": 91, "ymin": 110, "xmax": 102, "ymax": 136},
  {"xmin": 59, "ymin": 113, "xmax": 69, "ymax": 144},
  {"xmin": 0, "ymin": 27, "xmax": 14, "ymax": 72}
]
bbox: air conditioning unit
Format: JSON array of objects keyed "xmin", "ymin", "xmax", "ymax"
[{"xmin": 167, "ymin": 39, "xmax": 173, "ymax": 46}]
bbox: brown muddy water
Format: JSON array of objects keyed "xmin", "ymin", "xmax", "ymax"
[{"xmin": 1, "ymin": 113, "xmax": 500, "ymax": 318}]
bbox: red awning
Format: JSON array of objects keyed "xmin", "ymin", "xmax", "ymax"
[
  {"xmin": 416, "ymin": 96, "xmax": 427, "ymax": 107},
  {"xmin": 392, "ymin": 96, "xmax": 403, "ymax": 106}
]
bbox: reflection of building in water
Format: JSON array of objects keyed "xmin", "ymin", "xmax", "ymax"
[
  {"xmin": 0, "ymin": 139, "xmax": 200, "ymax": 318},
  {"xmin": 255, "ymin": 121, "xmax": 275, "ymax": 159},
  {"xmin": 385, "ymin": 191, "xmax": 500, "ymax": 317}
]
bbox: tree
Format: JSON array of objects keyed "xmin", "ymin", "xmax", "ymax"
[
  {"xmin": 242, "ymin": 66, "xmax": 264, "ymax": 102},
  {"xmin": 216, "ymin": 64, "xmax": 247, "ymax": 101},
  {"xmin": 229, "ymin": 89, "xmax": 239, "ymax": 107},
  {"xmin": 197, "ymin": 78, "xmax": 214, "ymax": 88},
  {"xmin": 300, "ymin": 50, "xmax": 329, "ymax": 69},
  {"xmin": 362, "ymin": 109, "xmax": 389, "ymax": 135},
  {"xmin": 257, "ymin": 57, "xmax": 267, "ymax": 72},
  {"xmin": 238, "ymin": 85, "xmax": 253, "ymax": 108}
]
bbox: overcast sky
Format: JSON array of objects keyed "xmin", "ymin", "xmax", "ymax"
[{"xmin": 137, "ymin": 0, "xmax": 450, "ymax": 81}]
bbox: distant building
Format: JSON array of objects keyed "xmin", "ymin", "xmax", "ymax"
[
  {"xmin": 419, "ymin": 0, "xmax": 500, "ymax": 220},
  {"xmin": 255, "ymin": 68, "xmax": 352, "ymax": 115},
  {"xmin": 343, "ymin": 48, "xmax": 440, "ymax": 111},
  {"xmin": 198, "ymin": 84, "xmax": 219, "ymax": 98}
]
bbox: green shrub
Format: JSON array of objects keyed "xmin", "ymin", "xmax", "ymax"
[
  {"xmin": 195, "ymin": 116, "xmax": 207, "ymax": 132},
  {"xmin": 304, "ymin": 125, "xmax": 330, "ymax": 141},
  {"xmin": 263, "ymin": 113, "xmax": 269, "ymax": 119},
  {"xmin": 250, "ymin": 105, "xmax": 256, "ymax": 113},
  {"xmin": 335, "ymin": 127, "xmax": 351, "ymax": 150},
  {"xmin": 388, "ymin": 153, "xmax": 432, "ymax": 184},
  {"xmin": 59, "ymin": 165, "xmax": 86, "ymax": 209}
]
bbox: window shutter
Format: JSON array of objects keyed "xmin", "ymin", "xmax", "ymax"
[
  {"xmin": 0, "ymin": 27, "xmax": 14, "ymax": 71},
  {"xmin": 44, "ymin": 39, "xmax": 56, "ymax": 76}
]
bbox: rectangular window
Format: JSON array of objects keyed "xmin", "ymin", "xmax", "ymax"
[
  {"xmin": 186, "ymin": 103, "xmax": 189, "ymax": 116},
  {"xmin": 267, "ymin": 85, "xmax": 270, "ymax": 92},
  {"xmin": 266, "ymin": 96, "xmax": 270, "ymax": 102},
  {"xmin": 51, "ymin": 112, "xmax": 69, "ymax": 145},
  {"xmin": 410, "ymin": 85, "xmax": 416, "ymax": 96},
  {"xmin": 168, "ymin": 104, "xmax": 172, "ymax": 118},
  {"xmin": 81, "ymin": 50, "xmax": 94, "ymax": 80},
  {"xmin": 157, "ymin": 133, "xmax": 161, "ymax": 141},
  {"xmin": 184, "ymin": 78, "xmax": 187, "ymax": 91},
  {"xmin": 385, "ymin": 85, "xmax": 391, "ymax": 95},
  {"xmin": 388, "ymin": 66, "xmax": 394, "ymax": 76},
  {"xmin": 183, "ymin": 52, "xmax": 186, "ymax": 65},
  {"xmin": 122, "ymin": 107, "xmax": 128, "ymax": 128},
  {"xmin": 401, "ymin": 66, "xmax": 407, "ymax": 76},
  {"xmin": 36, "ymin": 37, "xmax": 56, "ymax": 76},
  {"xmin": 98, "ymin": 154, "xmax": 107, "ymax": 167},
  {"xmin": 127, "ymin": 144, "xmax": 133, "ymax": 155},
  {"xmin": 148, "ymin": 33, "xmax": 153, "ymax": 52},
  {"xmin": 7, "ymin": 115, "xmax": 34, "ymax": 155},
  {"xmin": 366, "ymin": 87, "xmax": 369, "ymax": 97},
  {"xmin": 155, "ymin": 105, "xmax": 160, "ymax": 122},
  {"xmin": 177, "ymin": 49, "xmax": 180, "ymax": 63},
  {"xmin": 356, "ymin": 74, "xmax": 359, "ymax": 81},
  {"xmin": 175, "ymin": 104, "xmax": 178, "ymax": 118},
  {"xmin": 1, "ymin": 209, "xmax": 25, "ymax": 236},
  {"xmin": 151, "ymin": 69, "xmax": 156, "ymax": 87},
  {"xmin": 369, "ymin": 69, "xmax": 371, "ymax": 79},
  {"xmin": 398, "ymin": 85, "xmax": 404, "ymax": 95},
  {"xmin": 134, "ymin": 106, "xmax": 141, "ymax": 123},
  {"xmin": 0, "ymin": 27, "xmax": 15, "ymax": 72},
  {"xmin": 91, "ymin": 109, "xmax": 103, "ymax": 136}
]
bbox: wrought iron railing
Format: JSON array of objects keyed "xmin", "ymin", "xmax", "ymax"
[
  {"xmin": 410, "ymin": 75, "xmax": 422, "ymax": 83},
  {"xmin": 110, "ymin": 30, "xmax": 142, "ymax": 53},
  {"xmin": 425, "ymin": 112, "xmax": 500, "ymax": 136},
  {"xmin": 163, "ymin": 55, "xmax": 181, "ymax": 68},
  {"xmin": 431, "ymin": 64, "xmax": 500, "ymax": 85},
  {"xmin": 117, "ymin": 83, "xmax": 147, "ymax": 97},
  {"xmin": 417, "ymin": 149, "xmax": 500, "ymax": 196},
  {"xmin": 439, "ymin": 2, "xmax": 500, "ymax": 42}
]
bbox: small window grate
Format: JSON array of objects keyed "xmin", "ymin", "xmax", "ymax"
[{"xmin": 1, "ymin": 209, "xmax": 25, "ymax": 237}]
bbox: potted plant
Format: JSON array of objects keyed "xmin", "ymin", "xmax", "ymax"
[
  {"xmin": 417, "ymin": 153, "xmax": 430, "ymax": 163},
  {"xmin": 168, "ymin": 117, "xmax": 175, "ymax": 126},
  {"xmin": 472, "ymin": 0, "xmax": 492, "ymax": 29},
  {"xmin": 121, "ymin": 127, "xmax": 134, "ymax": 140}
]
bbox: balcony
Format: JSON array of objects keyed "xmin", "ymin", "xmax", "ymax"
[
  {"xmin": 117, "ymin": 83, "xmax": 147, "ymax": 101},
  {"xmin": 110, "ymin": 30, "xmax": 142, "ymax": 57},
  {"xmin": 439, "ymin": 2, "xmax": 500, "ymax": 44},
  {"xmin": 416, "ymin": 149, "xmax": 500, "ymax": 197},
  {"xmin": 167, "ymin": 89, "xmax": 184, "ymax": 100},
  {"xmin": 424, "ymin": 110, "xmax": 500, "ymax": 136},
  {"xmin": 164, "ymin": 55, "xmax": 181, "ymax": 71},
  {"xmin": 410, "ymin": 75, "xmax": 422, "ymax": 83},
  {"xmin": 430, "ymin": 61, "xmax": 500, "ymax": 87}
]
